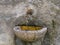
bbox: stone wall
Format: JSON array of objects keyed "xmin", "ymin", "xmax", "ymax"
[{"xmin": 0, "ymin": 0, "xmax": 60, "ymax": 45}]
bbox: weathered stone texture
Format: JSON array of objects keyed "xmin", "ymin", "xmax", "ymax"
[
  {"xmin": 0, "ymin": 18, "xmax": 15, "ymax": 45},
  {"xmin": 0, "ymin": 0, "xmax": 60, "ymax": 45}
]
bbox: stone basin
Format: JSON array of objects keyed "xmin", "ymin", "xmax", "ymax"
[{"xmin": 13, "ymin": 26, "xmax": 47, "ymax": 42}]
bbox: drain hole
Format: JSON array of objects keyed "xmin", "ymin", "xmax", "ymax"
[{"xmin": 26, "ymin": 9, "xmax": 33, "ymax": 15}]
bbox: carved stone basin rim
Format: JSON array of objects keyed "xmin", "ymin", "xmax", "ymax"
[{"xmin": 13, "ymin": 26, "xmax": 47, "ymax": 42}]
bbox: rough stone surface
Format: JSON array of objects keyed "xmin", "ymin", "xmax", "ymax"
[
  {"xmin": 0, "ymin": 18, "xmax": 15, "ymax": 45},
  {"xmin": 0, "ymin": 0, "xmax": 60, "ymax": 45}
]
